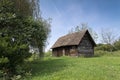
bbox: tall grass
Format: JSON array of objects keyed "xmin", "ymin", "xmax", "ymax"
[{"xmin": 94, "ymin": 50, "xmax": 120, "ymax": 57}]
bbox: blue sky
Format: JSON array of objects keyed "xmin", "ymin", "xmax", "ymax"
[{"xmin": 40, "ymin": 0, "xmax": 120, "ymax": 51}]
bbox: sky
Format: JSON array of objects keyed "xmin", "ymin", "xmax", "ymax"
[{"xmin": 40, "ymin": 0, "xmax": 120, "ymax": 51}]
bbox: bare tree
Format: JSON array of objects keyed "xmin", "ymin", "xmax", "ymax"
[
  {"xmin": 69, "ymin": 23, "xmax": 98, "ymax": 42},
  {"xmin": 101, "ymin": 28, "xmax": 117, "ymax": 44}
]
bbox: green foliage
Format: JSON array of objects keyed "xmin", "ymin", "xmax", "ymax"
[
  {"xmin": 11, "ymin": 0, "xmax": 40, "ymax": 18},
  {"xmin": 95, "ymin": 44, "xmax": 115, "ymax": 52},
  {"xmin": 0, "ymin": 36, "xmax": 31, "ymax": 79},
  {"xmin": 44, "ymin": 50, "xmax": 52, "ymax": 57},
  {"xmin": 0, "ymin": 0, "xmax": 51, "ymax": 79},
  {"xmin": 95, "ymin": 39, "xmax": 120, "ymax": 53},
  {"xmin": 114, "ymin": 39, "xmax": 120, "ymax": 50},
  {"xmin": 94, "ymin": 50, "xmax": 111, "ymax": 57}
]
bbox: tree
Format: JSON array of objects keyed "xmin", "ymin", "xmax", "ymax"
[
  {"xmin": 10, "ymin": 0, "xmax": 51, "ymax": 57},
  {"xmin": 11, "ymin": 0, "xmax": 41, "ymax": 18},
  {"xmin": 101, "ymin": 29, "xmax": 116, "ymax": 45},
  {"xmin": 114, "ymin": 38, "xmax": 120, "ymax": 50},
  {"xmin": 28, "ymin": 18, "xmax": 51, "ymax": 57},
  {"xmin": 0, "ymin": 0, "xmax": 31, "ymax": 77},
  {"xmin": 0, "ymin": 0, "xmax": 51, "ymax": 78},
  {"xmin": 95, "ymin": 44, "xmax": 115, "ymax": 52},
  {"xmin": 69, "ymin": 23, "xmax": 98, "ymax": 42}
]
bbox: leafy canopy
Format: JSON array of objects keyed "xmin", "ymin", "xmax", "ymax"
[{"xmin": 0, "ymin": 0, "xmax": 51, "ymax": 78}]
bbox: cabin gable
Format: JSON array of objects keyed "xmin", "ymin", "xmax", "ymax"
[{"xmin": 78, "ymin": 32, "xmax": 94, "ymax": 57}]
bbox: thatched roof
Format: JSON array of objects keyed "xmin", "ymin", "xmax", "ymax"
[{"xmin": 51, "ymin": 30, "xmax": 96, "ymax": 49}]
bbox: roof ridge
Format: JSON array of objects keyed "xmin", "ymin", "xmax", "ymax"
[{"xmin": 60, "ymin": 29, "xmax": 87, "ymax": 38}]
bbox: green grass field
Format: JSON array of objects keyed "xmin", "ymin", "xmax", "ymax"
[{"xmin": 26, "ymin": 56, "xmax": 120, "ymax": 80}]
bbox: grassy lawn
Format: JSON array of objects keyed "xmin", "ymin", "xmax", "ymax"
[{"xmin": 26, "ymin": 56, "xmax": 120, "ymax": 80}]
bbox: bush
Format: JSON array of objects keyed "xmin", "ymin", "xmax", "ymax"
[
  {"xmin": 44, "ymin": 50, "xmax": 52, "ymax": 57},
  {"xmin": 114, "ymin": 39, "xmax": 120, "ymax": 50},
  {"xmin": 95, "ymin": 44, "xmax": 115, "ymax": 52},
  {"xmin": 94, "ymin": 50, "xmax": 110, "ymax": 57}
]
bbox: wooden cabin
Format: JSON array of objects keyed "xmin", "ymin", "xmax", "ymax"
[{"xmin": 51, "ymin": 30, "xmax": 96, "ymax": 57}]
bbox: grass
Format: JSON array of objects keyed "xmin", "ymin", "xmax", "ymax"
[{"xmin": 24, "ymin": 56, "xmax": 120, "ymax": 80}]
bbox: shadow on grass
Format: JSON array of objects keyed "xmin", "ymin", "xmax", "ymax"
[{"xmin": 30, "ymin": 58, "xmax": 67, "ymax": 77}]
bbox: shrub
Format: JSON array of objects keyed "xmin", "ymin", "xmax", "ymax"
[
  {"xmin": 94, "ymin": 50, "xmax": 109, "ymax": 57},
  {"xmin": 114, "ymin": 39, "xmax": 120, "ymax": 50},
  {"xmin": 95, "ymin": 44, "xmax": 115, "ymax": 52},
  {"xmin": 45, "ymin": 50, "xmax": 52, "ymax": 57}
]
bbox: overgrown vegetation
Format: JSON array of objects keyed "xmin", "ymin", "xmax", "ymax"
[
  {"xmin": 95, "ymin": 39, "xmax": 120, "ymax": 56},
  {"xmin": 44, "ymin": 50, "xmax": 52, "ymax": 57}
]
